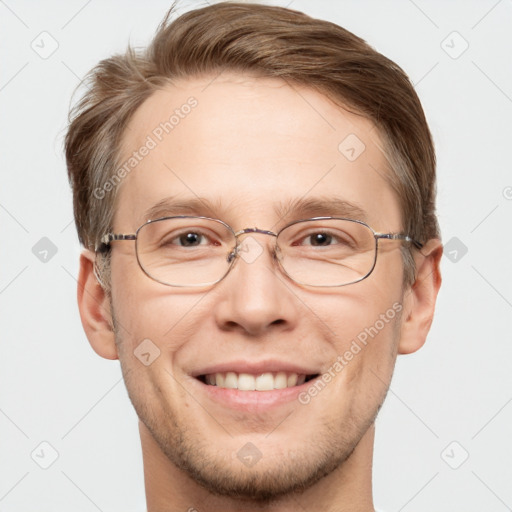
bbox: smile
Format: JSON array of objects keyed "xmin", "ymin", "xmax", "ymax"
[{"xmin": 198, "ymin": 371, "xmax": 319, "ymax": 391}]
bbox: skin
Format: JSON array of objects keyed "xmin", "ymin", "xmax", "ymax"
[{"xmin": 77, "ymin": 73, "xmax": 442, "ymax": 512}]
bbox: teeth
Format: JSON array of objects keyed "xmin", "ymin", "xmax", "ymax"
[
  {"xmin": 224, "ymin": 372, "xmax": 238, "ymax": 389},
  {"xmin": 274, "ymin": 372, "xmax": 288, "ymax": 389},
  {"xmin": 255, "ymin": 373, "xmax": 274, "ymax": 391},
  {"xmin": 287, "ymin": 373, "xmax": 298, "ymax": 387},
  {"xmin": 238, "ymin": 373, "xmax": 255, "ymax": 391},
  {"xmin": 204, "ymin": 371, "xmax": 311, "ymax": 391},
  {"xmin": 216, "ymin": 373, "xmax": 225, "ymax": 387}
]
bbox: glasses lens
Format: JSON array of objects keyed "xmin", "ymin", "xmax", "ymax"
[
  {"xmin": 136, "ymin": 217, "xmax": 235, "ymax": 286},
  {"xmin": 277, "ymin": 219, "xmax": 376, "ymax": 286}
]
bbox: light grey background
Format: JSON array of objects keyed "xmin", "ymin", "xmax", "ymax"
[{"xmin": 1, "ymin": 0, "xmax": 511, "ymax": 510}]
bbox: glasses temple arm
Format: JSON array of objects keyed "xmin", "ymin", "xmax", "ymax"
[
  {"xmin": 95, "ymin": 233, "xmax": 137, "ymax": 252},
  {"xmin": 376, "ymin": 233, "xmax": 424, "ymax": 249}
]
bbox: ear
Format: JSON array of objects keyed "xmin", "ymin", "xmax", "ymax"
[
  {"xmin": 77, "ymin": 250, "xmax": 118, "ymax": 360},
  {"xmin": 398, "ymin": 239, "xmax": 443, "ymax": 355}
]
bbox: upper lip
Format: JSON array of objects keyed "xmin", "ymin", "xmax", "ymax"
[{"xmin": 191, "ymin": 359, "xmax": 320, "ymax": 378}]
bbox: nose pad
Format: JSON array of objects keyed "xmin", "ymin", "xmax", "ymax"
[
  {"xmin": 274, "ymin": 243, "xmax": 283, "ymax": 261},
  {"xmin": 226, "ymin": 245, "xmax": 238, "ymax": 264},
  {"xmin": 226, "ymin": 238, "xmax": 280, "ymax": 266}
]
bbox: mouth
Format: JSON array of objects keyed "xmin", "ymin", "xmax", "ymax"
[{"xmin": 197, "ymin": 371, "xmax": 320, "ymax": 391}]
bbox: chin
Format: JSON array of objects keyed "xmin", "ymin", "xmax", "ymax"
[{"xmin": 143, "ymin": 413, "xmax": 364, "ymax": 502}]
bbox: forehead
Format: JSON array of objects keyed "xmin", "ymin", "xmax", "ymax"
[{"xmin": 114, "ymin": 72, "xmax": 401, "ymax": 230}]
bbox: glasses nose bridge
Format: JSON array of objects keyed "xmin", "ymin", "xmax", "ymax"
[
  {"xmin": 227, "ymin": 227, "xmax": 279, "ymax": 264},
  {"xmin": 233, "ymin": 227, "xmax": 278, "ymax": 238}
]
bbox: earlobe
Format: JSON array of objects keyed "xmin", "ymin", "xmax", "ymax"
[
  {"xmin": 77, "ymin": 250, "xmax": 118, "ymax": 360},
  {"xmin": 398, "ymin": 239, "xmax": 443, "ymax": 355}
]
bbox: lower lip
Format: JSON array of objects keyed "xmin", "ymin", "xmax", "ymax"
[{"xmin": 192, "ymin": 377, "xmax": 317, "ymax": 412}]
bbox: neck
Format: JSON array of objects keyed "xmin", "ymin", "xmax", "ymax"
[{"xmin": 140, "ymin": 420, "xmax": 376, "ymax": 512}]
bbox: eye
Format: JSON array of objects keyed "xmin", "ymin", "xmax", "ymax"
[
  {"xmin": 174, "ymin": 231, "xmax": 207, "ymax": 247},
  {"xmin": 306, "ymin": 232, "xmax": 335, "ymax": 246},
  {"xmin": 297, "ymin": 230, "xmax": 354, "ymax": 248},
  {"xmin": 162, "ymin": 230, "xmax": 217, "ymax": 248}
]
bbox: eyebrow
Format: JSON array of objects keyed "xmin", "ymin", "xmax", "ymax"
[
  {"xmin": 274, "ymin": 196, "xmax": 368, "ymax": 224},
  {"xmin": 141, "ymin": 195, "xmax": 369, "ymax": 225},
  {"xmin": 142, "ymin": 197, "xmax": 222, "ymax": 222}
]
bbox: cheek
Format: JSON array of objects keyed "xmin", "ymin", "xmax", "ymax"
[
  {"xmin": 110, "ymin": 252, "xmax": 197, "ymax": 344},
  {"xmin": 341, "ymin": 316, "xmax": 399, "ymax": 381},
  {"xmin": 110, "ymin": 290, "xmax": 201, "ymax": 419},
  {"xmin": 112, "ymin": 291, "xmax": 206, "ymax": 353},
  {"xmin": 316, "ymin": 269, "xmax": 404, "ymax": 397},
  {"xmin": 317, "ymin": 313, "xmax": 400, "ymax": 428}
]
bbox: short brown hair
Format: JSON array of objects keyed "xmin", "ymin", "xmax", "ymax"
[{"xmin": 65, "ymin": 1, "xmax": 439, "ymax": 286}]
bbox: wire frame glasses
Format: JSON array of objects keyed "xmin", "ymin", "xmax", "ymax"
[{"xmin": 97, "ymin": 216, "xmax": 423, "ymax": 287}]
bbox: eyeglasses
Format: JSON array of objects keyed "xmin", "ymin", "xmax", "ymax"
[{"xmin": 97, "ymin": 216, "xmax": 423, "ymax": 288}]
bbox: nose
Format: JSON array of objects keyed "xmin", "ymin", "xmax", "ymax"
[{"xmin": 213, "ymin": 233, "xmax": 298, "ymax": 337}]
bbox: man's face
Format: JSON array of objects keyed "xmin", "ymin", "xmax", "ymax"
[{"xmin": 109, "ymin": 73, "xmax": 408, "ymax": 499}]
